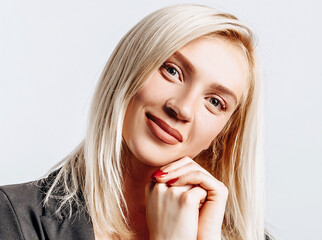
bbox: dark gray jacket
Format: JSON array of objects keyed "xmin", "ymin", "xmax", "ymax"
[{"xmin": 0, "ymin": 171, "xmax": 95, "ymax": 240}]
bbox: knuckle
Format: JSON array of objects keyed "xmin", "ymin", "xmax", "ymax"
[
  {"xmin": 187, "ymin": 162, "xmax": 195, "ymax": 168},
  {"xmin": 180, "ymin": 192, "xmax": 195, "ymax": 206},
  {"xmin": 219, "ymin": 183, "xmax": 229, "ymax": 196},
  {"xmin": 194, "ymin": 170, "xmax": 203, "ymax": 178},
  {"xmin": 183, "ymin": 156, "xmax": 193, "ymax": 163},
  {"xmin": 153, "ymin": 183, "xmax": 165, "ymax": 194},
  {"xmin": 168, "ymin": 186, "xmax": 179, "ymax": 196},
  {"xmin": 154, "ymin": 183, "xmax": 162, "ymax": 190}
]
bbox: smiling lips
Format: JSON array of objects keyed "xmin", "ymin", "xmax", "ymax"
[{"xmin": 146, "ymin": 112, "xmax": 183, "ymax": 145}]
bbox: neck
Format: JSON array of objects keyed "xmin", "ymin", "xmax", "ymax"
[{"xmin": 122, "ymin": 149, "xmax": 158, "ymax": 240}]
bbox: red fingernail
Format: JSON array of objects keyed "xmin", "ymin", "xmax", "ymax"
[
  {"xmin": 167, "ymin": 177, "xmax": 178, "ymax": 186},
  {"xmin": 151, "ymin": 169, "xmax": 168, "ymax": 180}
]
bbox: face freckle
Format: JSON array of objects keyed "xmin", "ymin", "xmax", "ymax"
[{"xmin": 122, "ymin": 37, "xmax": 249, "ymax": 166}]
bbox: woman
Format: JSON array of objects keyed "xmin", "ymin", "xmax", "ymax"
[{"xmin": 0, "ymin": 4, "xmax": 268, "ymax": 240}]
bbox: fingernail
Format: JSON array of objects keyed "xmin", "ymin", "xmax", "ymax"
[
  {"xmin": 167, "ymin": 177, "xmax": 178, "ymax": 186},
  {"xmin": 151, "ymin": 169, "xmax": 168, "ymax": 180}
]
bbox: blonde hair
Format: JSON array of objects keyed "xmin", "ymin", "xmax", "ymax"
[{"xmin": 45, "ymin": 4, "xmax": 266, "ymax": 240}]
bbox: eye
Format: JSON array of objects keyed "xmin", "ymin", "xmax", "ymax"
[
  {"xmin": 161, "ymin": 63, "xmax": 182, "ymax": 81},
  {"xmin": 166, "ymin": 66, "xmax": 178, "ymax": 76},
  {"xmin": 209, "ymin": 98, "xmax": 220, "ymax": 107},
  {"xmin": 207, "ymin": 96, "xmax": 226, "ymax": 112}
]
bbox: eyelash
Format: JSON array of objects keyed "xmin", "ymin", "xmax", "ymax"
[
  {"xmin": 161, "ymin": 62, "xmax": 227, "ymax": 112},
  {"xmin": 207, "ymin": 97, "xmax": 226, "ymax": 111},
  {"xmin": 162, "ymin": 63, "xmax": 182, "ymax": 81}
]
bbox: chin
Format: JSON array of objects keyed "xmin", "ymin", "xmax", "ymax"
[
  {"xmin": 125, "ymin": 139, "xmax": 180, "ymax": 167},
  {"xmin": 133, "ymin": 149, "xmax": 176, "ymax": 167}
]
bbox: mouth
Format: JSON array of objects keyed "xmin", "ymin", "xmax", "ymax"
[{"xmin": 145, "ymin": 112, "xmax": 183, "ymax": 145}]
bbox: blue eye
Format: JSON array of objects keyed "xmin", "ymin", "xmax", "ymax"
[
  {"xmin": 208, "ymin": 97, "xmax": 226, "ymax": 111},
  {"xmin": 166, "ymin": 66, "xmax": 178, "ymax": 76},
  {"xmin": 162, "ymin": 63, "xmax": 180, "ymax": 79},
  {"xmin": 209, "ymin": 98, "xmax": 221, "ymax": 107}
]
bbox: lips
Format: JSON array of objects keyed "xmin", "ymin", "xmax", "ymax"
[{"xmin": 146, "ymin": 112, "xmax": 183, "ymax": 144}]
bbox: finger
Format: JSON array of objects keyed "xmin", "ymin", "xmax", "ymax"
[
  {"xmin": 167, "ymin": 184, "xmax": 194, "ymax": 195},
  {"xmin": 181, "ymin": 186, "xmax": 207, "ymax": 209},
  {"xmin": 156, "ymin": 161, "xmax": 212, "ymax": 183},
  {"xmin": 146, "ymin": 183, "xmax": 193, "ymax": 209},
  {"xmin": 169, "ymin": 171, "xmax": 228, "ymax": 202},
  {"xmin": 146, "ymin": 182, "xmax": 170, "ymax": 209},
  {"xmin": 145, "ymin": 181, "xmax": 169, "ymax": 198},
  {"xmin": 160, "ymin": 156, "xmax": 193, "ymax": 172},
  {"xmin": 151, "ymin": 182, "xmax": 168, "ymax": 194}
]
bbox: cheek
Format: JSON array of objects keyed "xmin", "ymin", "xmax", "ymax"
[
  {"xmin": 123, "ymin": 74, "xmax": 171, "ymax": 146},
  {"xmin": 190, "ymin": 115, "xmax": 230, "ymax": 153},
  {"xmin": 136, "ymin": 72, "xmax": 173, "ymax": 105}
]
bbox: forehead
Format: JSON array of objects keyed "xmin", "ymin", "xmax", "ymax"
[{"xmin": 176, "ymin": 37, "xmax": 249, "ymax": 104}]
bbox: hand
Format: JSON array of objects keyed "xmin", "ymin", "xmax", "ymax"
[
  {"xmin": 145, "ymin": 181, "xmax": 201, "ymax": 240},
  {"xmin": 153, "ymin": 157, "xmax": 228, "ymax": 240}
]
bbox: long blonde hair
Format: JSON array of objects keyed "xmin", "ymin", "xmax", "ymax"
[{"xmin": 45, "ymin": 4, "xmax": 265, "ymax": 239}]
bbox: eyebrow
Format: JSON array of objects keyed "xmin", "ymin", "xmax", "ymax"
[
  {"xmin": 172, "ymin": 51, "xmax": 196, "ymax": 74},
  {"xmin": 172, "ymin": 51, "xmax": 238, "ymax": 105},
  {"xmin": 210, "ymin": 83, "xmax": 238, "ymax": 104}
]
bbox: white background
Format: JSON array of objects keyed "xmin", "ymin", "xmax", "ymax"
[{"xmin": 1, "ymin": 0, "xmax": 321, "ymax": 239}]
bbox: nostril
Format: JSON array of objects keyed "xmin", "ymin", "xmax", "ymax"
[
  {"xmin": 164, "ymin": 98, "xmax": 192, "ymax": 122},
  {"xmin": 169, "ymin": 108, "xmax": 178, "ymax": 116},
  {"xmin": 164, "ymin": 104, "xmax": 178, "ymax": 119}
]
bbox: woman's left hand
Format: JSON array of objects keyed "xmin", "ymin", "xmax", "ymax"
[{"xmin": 154, "ymin": 157, "xmax": 229, "ymax": 240}]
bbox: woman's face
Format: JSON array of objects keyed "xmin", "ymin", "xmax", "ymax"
[{"xmin": 123, "ymin": 37, "xmax": 249, "ymax": 166}]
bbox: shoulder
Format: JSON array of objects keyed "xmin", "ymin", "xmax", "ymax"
[
  {"xmin": 0, "ymin": 180, "xmax": 44, "ymax": 209},
  {"xmin": 0, "ymin": 169, "xmax": 95, "ymax": 240},
  {"xmin": 0, "ymin": 170, "xmax": 60, "ymax": 239},
  {"xmin": 0, "ymin": 169, "xmax": 60, "ymax": 219},
  {"xmin": 0, "ymin": 180, "xmax": 44, "ymax": 239}
]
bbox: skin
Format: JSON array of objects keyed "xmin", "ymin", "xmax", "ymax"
[{"xmin": 118, "ymin": 37, "xmax": 249, "ymax": 240}]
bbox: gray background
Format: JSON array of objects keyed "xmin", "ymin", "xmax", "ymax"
[{"xmin": 1, "ymin": 0, "xmax": 321, "ymax": 239}]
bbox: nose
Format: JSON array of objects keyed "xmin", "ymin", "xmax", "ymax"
[{"xmin": 165, "ymin": 96, "xmax": 195, "ymax": 123}]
